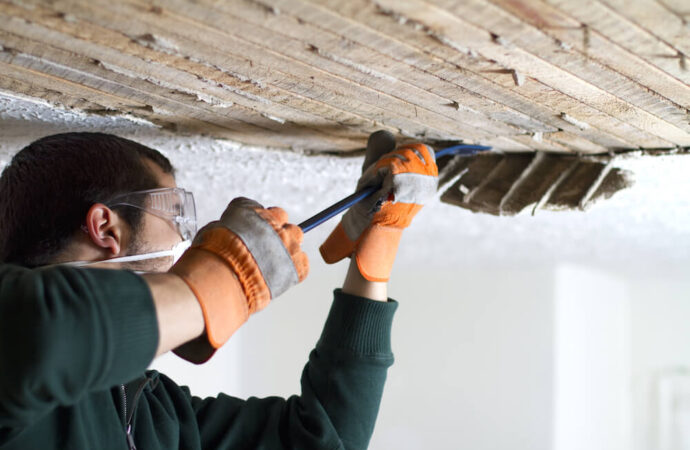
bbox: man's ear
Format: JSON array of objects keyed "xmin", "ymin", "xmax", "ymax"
[{"xmin": 84, "ymin": 203, "xmax": 126, "ymax": 256}]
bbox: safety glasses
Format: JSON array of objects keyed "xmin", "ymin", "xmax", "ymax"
[{"xmin": 107, "ymin": 187, "xmax": 197, "ymax": 240}]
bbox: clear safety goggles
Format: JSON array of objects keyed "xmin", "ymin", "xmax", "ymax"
[{"xmin": 107, "ymin": 187, "xmax": 197, "ymax": 240}]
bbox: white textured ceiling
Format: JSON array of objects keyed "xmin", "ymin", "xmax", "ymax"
[{"xmin": 1, "ymin": 91, "xmax": 689, "ymax": 273}]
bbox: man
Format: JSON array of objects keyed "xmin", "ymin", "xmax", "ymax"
[{"xmin": 0, "ymin": 131, "xmax": 437, "ymax": 449}]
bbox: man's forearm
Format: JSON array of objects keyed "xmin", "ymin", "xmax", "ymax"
[
  {"xmin": 145, "ymin": 256, "xmax": 387, "ymax": 360},
  {"xmin": 342, "ymin": 258, "xmax": 388, "ymax": 302},
  {"xmin": 143, "ymin": 273, "xmax": 205, "ymax": 357}
]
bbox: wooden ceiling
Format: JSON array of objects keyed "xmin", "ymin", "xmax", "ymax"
[{"xmin": 0, "ymin": 0, "xmax": 688, "ymax": 153}]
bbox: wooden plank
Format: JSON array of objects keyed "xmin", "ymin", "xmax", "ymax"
[
  {"xmin": 210, "ymin": 0, "xmax": 630, "ymax": 154},
  {"xmin": 599, "ymin": 0, "xmax": 690, "ymax": 58},
  {"xmin": 19, "ymin": 0, "xmax": 526, "ymax": 148},
  {"xmin": 2, "ymin": 0, "xmax": 685, "ymax": 153},
  {"xmin": 112, "ymin": 0, "xmax": 527, "ymax": 145},
  {"xmin": 0, "ymin": 0, "xmax": 391, "ymax": 140},
  {"xmin": 0, "ymin": 72, "xmax": 131, "ymax": 115},
  {"xmin": 370, "ymin": 0, "xmax": 688, "ymax": 146},
  {"xmin": 305, "ymin": 0, "xmax": 672, "ymax": 150},
  {"xmin": 494, "ymin": 0, "xmax": 690, "ymax": 109},
  {"xmin": 193, "ymin": 0, "xmax": 556, "ymax": 138},
  {"xmin": 0, "ymin": 61, "xmax": 224, "ymax": 136},
  {"xmin": 0, "ymin": 35, "xmax": 363, "ymax": 150},
  {"xmin": 421, "ymin": 0, "xmax": 690, "ymax": 143},
  {"xmin": 286, "ymin": 0, "xmax": 644, "ymax": 151},
  {"xmin": 545, "ymin": 0, "xmax": 690, "ymax": 87},
  {"xmin": 467, "ymin": 0, "xmax": 690, "ymax": 134},
  {"xmin": 0, "ymin": 2, "xmax": 371, "ymax": 149}
]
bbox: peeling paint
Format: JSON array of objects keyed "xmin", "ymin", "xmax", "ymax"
[
  {"xmin": 132, "ymin": 33, "xmax": 180, "ymax": 55},
  {"xmin": 560, "ymin": 112, "xmax": 590, "ymax": 130},
  {"xmin": 261, "ymin": 112, "xmax": 286, "ymax": 124}
]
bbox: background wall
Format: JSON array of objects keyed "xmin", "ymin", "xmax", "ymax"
[{"xmin": 3, "ymin": 92, "xmax": 690, "ymax": 449}]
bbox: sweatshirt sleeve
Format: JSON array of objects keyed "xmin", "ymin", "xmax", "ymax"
[
  {"xmin": 0, "ymin": 264, "xmax": 159, "ymax": 427},
  {"xmin": 191, "ymin": 289, "xmax": 398, "ymax": 450}
]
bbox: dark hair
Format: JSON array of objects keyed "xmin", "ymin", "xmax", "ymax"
[{"xmin": 0, "ymin": 132, "xmax": 174, "ymax": 267}]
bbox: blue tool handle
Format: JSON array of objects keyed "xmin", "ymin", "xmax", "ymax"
[{"xmin": 298, "ymin": 144, "xmax": 492, "ymax": 232}]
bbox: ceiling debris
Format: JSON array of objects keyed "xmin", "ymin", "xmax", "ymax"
[
  {"xmin": 0, "ymin": 0, "xmax": 688, "ymax": 153},
  {"xmin": 438, "ymin": 151, "xmax": 635, "ymax": 215}
]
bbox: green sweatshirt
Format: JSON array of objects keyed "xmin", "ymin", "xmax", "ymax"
[{"xmin": 0, "ymin": 265, "xmax": 398, "ymax": 449}]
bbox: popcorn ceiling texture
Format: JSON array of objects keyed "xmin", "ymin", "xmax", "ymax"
[{"xmin": 1, "ymin": 92, "xmax": 689, "ymax": 272}]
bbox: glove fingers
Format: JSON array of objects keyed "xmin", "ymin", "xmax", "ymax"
[
  {"xmin": 291, "ymin": 250, "xmax": 309, "ymax": 282},
  {"xmin": 193, "ymin": 220, "xmax": 221, "ymax": 245},
  {"xmin": 273, "ymin": 223, "xmax": 304, "ymax": 255},
  {"xmin": 255, "ymin": 209, "xmax": 308, "ymax": 285},
  {"xmin": 278, "ymin": 223, "xmax": 308, "ymax": 283},
  {"xmin": 229, "ymin": 196, "xmax": 264, "ymax": 210},
  {"xmin": 403, "ymin": 142, "xmax": 436, "ymax": 163},
  {"xmin": 220, "ymin": 197, "xmax": 264, "ymax": 225},
  {"xmin": 283, "ymin": 223, "xmax": 304, "ymax": 246},
  {"xmin": 265, "ymin": 206, "xmax": 289, "ymax": 226},
  {"xmin": 362, "ymin": 130, "xmax": 396, "ymax": 172}
]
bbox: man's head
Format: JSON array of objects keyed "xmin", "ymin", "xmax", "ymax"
[{"xmin": 0, "ymin": 132, "xmax": 186, "ymax": 271}]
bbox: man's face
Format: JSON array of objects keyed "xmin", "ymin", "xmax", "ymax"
[{"xmin": 124, "ymin": 160, "xmax": 185, "ymax": 273}]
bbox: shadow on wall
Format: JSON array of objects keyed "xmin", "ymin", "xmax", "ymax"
[{"xmin": 438, "ymin": 151, "xmax": 635, "ymax": 216}]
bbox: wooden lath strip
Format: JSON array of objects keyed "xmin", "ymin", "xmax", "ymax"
[
  {"xmin": 21, "ymin": 0, "xmax": 528, "ymax": 149},
  {"xmin": 494, "ymin": 0, "xmax": 690, "ymax": 109},
  {"xmin": 305, "ymin": 0, "xmax": 673, "ymax": 150},
  {"xmin": 412, "ymin": 0, "xmax": 690, "ymax": 145},
  {"xmin": 470, "ymin": 0, "xmax": 690, "ymax": 134},
  {"xmin": 0, "ymin": 63, "xmax": 368, "ymax": 151},
  {"xmin": 0, "ymin": 33, "xmax": 365, "ymax": 150},
  {"xmin": 0, "ymin": 1, "xmax": 376, "ymax": 148},
  {"xmin": 285, "ymin": 0, "xmax": 643, "ymax": 151},
  {"xmin": 367, "ymin": 0, "xmax": 683, "ymax": 146},
  {"xmin": 215, "ymin": 0, "xmax": 619, "ymax": 154},
  {"xmin": 0, "ymin": 0, "xmax": 390, "ymax": 138},
  {"xmin": 546, "ymin": 0, "xmax": 690, "ymax": 87},
  {"xmin": 193, "ymin": 0, "xmax": 556, "ymax": 136},
  {"xmin": 0, "ymin": 75, "xmax": 115, "ymax": 114},
  {"xmin": 112, "ymin": 0, "xmax": 529, "ymax": 146},
  {"xmin": 0, "ymin": 0, "xmax": 686, "ymax": 154},
  {"xmin": 600, "ymin": 0, "xmax": 690, "ymax": 59}
]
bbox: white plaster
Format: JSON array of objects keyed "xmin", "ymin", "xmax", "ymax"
[
  {"xmin": 1, "ymin": 91, "xmax": 689, "ymax": 274},
  {"xmin": 560, "ymin": 112, "xmax": 591, "ymax": 130}
]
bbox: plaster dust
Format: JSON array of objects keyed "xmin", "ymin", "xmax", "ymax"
[{"xmin": 2, "ymin": 91, "xmax": 690, "ymax": 273}]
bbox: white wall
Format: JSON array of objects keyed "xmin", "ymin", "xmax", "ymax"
[
  {"xmin": 553, "ymin": 265, "xmax": 631, "ymax": 450},
  {"xmin": 628, "ymin": 273, "xmax": 690, "ymax": 450},
  {"xmin": 152, "ymin": 262, "xmax": 690, "ymax": 450},
  {"xmin": 152, "ymin": 260, "xmax": 556, "ymax": 450}
]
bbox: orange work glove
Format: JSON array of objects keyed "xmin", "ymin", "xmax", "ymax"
[
  {"xmin": 171, "ymin": 197, "xmax": 308, "ymax": 364},
  {"xmin": 320, "ymin": 131, "xmax": 438, "ymax": 282}
]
